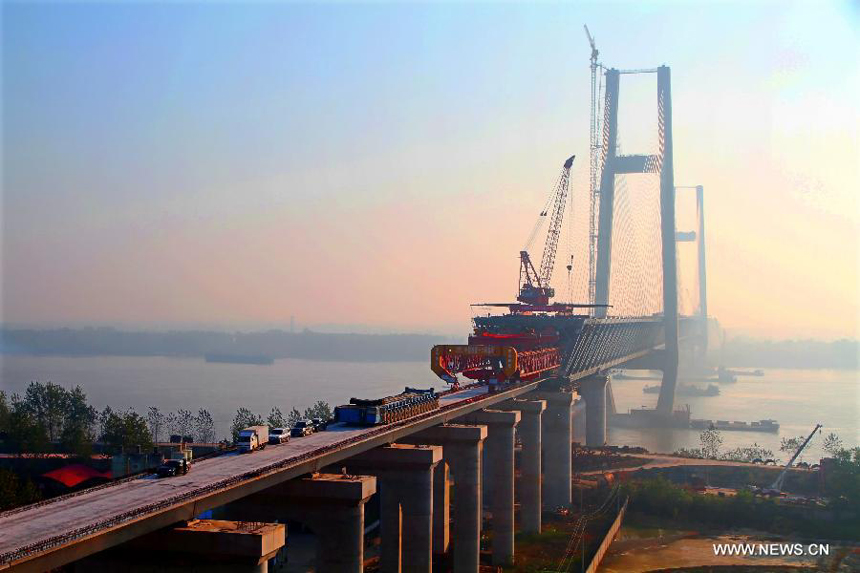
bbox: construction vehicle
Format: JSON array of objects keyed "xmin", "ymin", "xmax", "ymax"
[
  {"xmin": 335, "ymin": 387, "xmax": 438, "ymax": 425},
  {"xmin": 237, "ymin": 426, "xmax": 269, "ymax": 453},
  {"xmin": 157, "ymin": 458, "xmax": 189, "ymax": 478},
  {"xmin": 760, "ymin": 423, "xmax": 822, "ymax": 496}
]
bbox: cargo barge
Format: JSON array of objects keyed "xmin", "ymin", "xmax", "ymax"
[{"xmin": 690, "ymin": 418, "xmax": 779, "ymax": 432}]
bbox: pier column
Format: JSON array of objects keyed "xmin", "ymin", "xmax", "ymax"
[
  {"xmin": 433, "ymin": 461, "xmax": 451, "ymax": 555},
  {"xmin": 217, "ymin": 473, "xmax": 376, "ymax": 573},
  {"xmin": 531, "ymin": 389, "xmax": 573, "ymax": 509},
  {"xmin": 400, "ymin": 424, "xmax": 487, "ymax": 573},
  {"xmin": 345, "ymin": 443, "xmax": 443, "ymax": 573},
  {"xmin": 74, "ymin": 520, "xmax": 285, "ymax": 573},
  {"xmin": 499, "ymin": 399, "xmax": 546, "ymax": 533},
  {"xmin": 459, "ymin": 410, "xmax": 520, "ymax": 566},
  {"xmin": 580, "ymin": 375, "xmax": 608, "ymax": 446}
]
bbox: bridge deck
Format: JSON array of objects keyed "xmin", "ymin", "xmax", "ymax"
[{"xmin": 0, "ymin": 384, "xmax": 500, "ymax": 572}]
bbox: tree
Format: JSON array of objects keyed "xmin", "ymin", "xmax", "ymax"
[
  {"xmin": 720, "ymin": 443, "xmax": 774, "ymax": 463},
  {"xmin": 824, "ymin": 447, "xmax": 860, "ymax": 511},
  {"xmin": 99, "ymin": 408, "xmax": 152, "ymax": 453},
  {"xmin": 822, "ymin": 433, "xmax": 844, "ymax": 457},
  {"xmin": 172, "ymin": 409, "xmax": 195, "ymax": 440},
  {"xmin": 287, "ymin": 407, "xmax": 303, "ymax": 427},
  {"xmin": 230, "ymin": 408, "xmax": 264, "ymax": 442},
  {"xmin": 22, "ymin": 381, "xmax": 69, "ymax": 443},
  {"xmin": 780, "ymin": 436, "xmax": 804, "ymax": 455},
  {"xmin": 146, "ymin": 407, "xmax": 167, "ymax": 443},
  {"xmin": 267, "ymin": 407, "xmax": 287, "ymax": 428},
  {"xmin": 193, "ymin": 409, "xmax": 216, "ymax": 443},
  {"xmin": 7, "ymin": 393, "xmax": 50, "ymax": 453},
  {"xmin": 60, "ymin": 386, "xmax": 97, "ymax": 456},
  {"xmin": 164, "ymin": 411, "xmax": 177, "ymax": 440},
  {"xmin": 699, "ymin": 428, "xmax": 723, "ymax": 459},
  {"xmin": 0, "ymin": 469, "xmax": 41, "ymax": 511},
  {"xmin": 0, "ymin": 391, "xmax": 10, "ymax": 435},
  {"xmin": 304, "ymin": 401, "xmax": 333, "ymax": 421}
]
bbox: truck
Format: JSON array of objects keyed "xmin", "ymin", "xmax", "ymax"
[
  {"xmin": 237, "ymin": 425, "xmax": 269, "ymax": 453},
  {"xmin": 335, "ymin": 387, "xmax": 438, "ymax": 426}
]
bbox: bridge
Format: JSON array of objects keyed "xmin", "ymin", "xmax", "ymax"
[{"xmin": 0, "ymin": 65, "xmax": 712, "ymax": 573}]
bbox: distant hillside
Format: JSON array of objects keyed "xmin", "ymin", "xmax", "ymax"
[
  {"xmin": 721, "ymin": 337, "xmax": 858, "ymax": 369},
  {"xmin": 0, "ymin": 328, "xmax": 459, "ymax": 362}
]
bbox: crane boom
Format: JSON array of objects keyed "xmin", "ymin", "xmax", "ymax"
[
  {"xmin": 517, "ymin": 155, "xmax": 575, "ymax": 306},
  {"xmin": 538, "ymin": 155, "xmax": 575, "ymax": 286},
  {"xmin": 769, "ymin": 423, "xmax": 821, "ymax": 493}
]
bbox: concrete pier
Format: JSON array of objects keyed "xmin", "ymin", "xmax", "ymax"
[
  {"xmin": 500, "ymin": 399, "xmax": 546, "ymax": 534},
  {"xmin": 345, "ymin": 444, "xmax": 443, "ymax": 573},
  {"xmin": 401, "ymin": 424, "xmax": 487, "ymax": 573},
  {"xmin": 579, "ymin": 375, "xmax": 608, "ymax": 446},
  {"xmin": 459, "ymin": 409, "xmax": 520, "ymax": 566},
  {"xmin": 218, "ymin": 473, "xmax": 376, "ymax": 573},
  {"xmin": 532, "ymin": 389, "xmax": 573, "ymax": 509},
  {"xmin": 433, "ymin": 461, "xmax": 451, "ymax": 555},
  {"xmin": 73, "ymin": 519, "xmax": 285, "ymax": 573}
]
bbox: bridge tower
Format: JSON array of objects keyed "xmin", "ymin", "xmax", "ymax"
[
  {"xmin": 676, "ymin": 184, "xmax": 709, "ymax": 364},
  {"xmin": 593, "ymin": 65, "xmax": 680, "ymax": 416}
]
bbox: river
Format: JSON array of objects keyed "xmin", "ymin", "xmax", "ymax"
[{"xmin": 1, "ymin": 356, "xmax": 856, "ymax": 459}]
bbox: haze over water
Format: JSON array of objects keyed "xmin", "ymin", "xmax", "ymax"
[{"xmin": 1, "ymin": 356, "xmax": 855, "ymax": 462}]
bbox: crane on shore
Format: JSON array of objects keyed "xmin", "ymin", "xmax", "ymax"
[{"xmin": 763, "ymin": 423, "xmax": 822, "ymax": 495}]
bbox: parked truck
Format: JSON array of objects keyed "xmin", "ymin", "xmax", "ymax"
[{"xmin": 237, "ymin": 425, "xmax": 269, "ymax": 453}]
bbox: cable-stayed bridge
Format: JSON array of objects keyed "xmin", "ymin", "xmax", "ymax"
[{"xmin": 0, "ymin": 64, "xmax": 712, "ymax": 573}]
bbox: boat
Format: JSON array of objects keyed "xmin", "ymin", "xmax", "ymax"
[
  {"xmin": 643, "ymin": 383, "xmax": 719, "ymax": 397},
  {"xmin": 690, "ymin": 418, "xmax": 779, "ymax": 432},
  {"xmin": 204, "ymin": 353, "xmax": 274, "ymax": 365},
  {"xmin": 716, "ymin": 366, "xmax": 737, "ymax": 383}
]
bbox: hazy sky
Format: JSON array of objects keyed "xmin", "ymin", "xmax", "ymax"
[{"xmin": 2, "ymin": 1, "xmax": 857, "ymax": 339}]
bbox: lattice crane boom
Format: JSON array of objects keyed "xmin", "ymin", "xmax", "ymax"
[{"xmin": 517, "ymin": 155, "xmax": 575, "ymax": 306}]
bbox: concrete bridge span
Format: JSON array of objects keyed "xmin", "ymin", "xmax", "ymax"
[{"xmin": 0, "ymin": 313, "xmax": 701, "ymax": 572}]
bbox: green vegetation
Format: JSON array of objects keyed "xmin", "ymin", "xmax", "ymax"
[
  {"xmin": 674, "ymin": 429, "xmax": 774, "ymax": 462},
  {"xmin": 0, "ymin": 382, "xmax": 218, "ymax": 454},
  {"xmin": 622, "ymin": 472, "xmax": 860, "ymax": 540},
  {"xmin": 824, "ymin": 447, "xmax": 860, "ymax": 512},
  {"xmin": 0, "ymin": 383, "xmax": 97, "ymax": 455},
  {"xmin": 0, "ymin": 469, "xmax": 41, "ymax": 511}
]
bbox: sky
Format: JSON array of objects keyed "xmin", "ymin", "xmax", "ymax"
[{"xmin": 1, "ymin": 1, "xmax": 858, "ymax": 340}]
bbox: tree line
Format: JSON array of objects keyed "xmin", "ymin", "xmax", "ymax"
[
  {"xmin": 0, "ymin": 382, "xmax": 217, "ymax": 455},
  {"xmin": 0, "ymin": 382, "xmax": 336, "ymax": 454},
  {"xmin": 674, "ymin": 428, "xmax": 848, "ymax": 463}
]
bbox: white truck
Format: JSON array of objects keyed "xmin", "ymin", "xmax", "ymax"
[{"xmin": 237, "ymin": 425, "xmax": 269, "ymax": 453}]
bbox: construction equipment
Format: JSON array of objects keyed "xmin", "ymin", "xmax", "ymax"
[
  {"xmin": 765, "ymin": 423, "xmax": 822, "ymax": 495},
  {"xmin": 517, "ymin": 155, "xmax": 575, "ymax": 306},
  {"xmin": 431, "ymin": 343, "xmax": 560, "ymax": 391},
  {"xmin": 584, "ymin": 25, "xmax": 601, "ymax": 309}
]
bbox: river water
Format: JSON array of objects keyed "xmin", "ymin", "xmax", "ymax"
[{"xmin": 1, "ymin": 356, "xmax": 856, "ymax": 460}]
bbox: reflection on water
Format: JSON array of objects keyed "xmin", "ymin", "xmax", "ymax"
[
  {"xmin": 607, "ymin": 368, "xmax": 859, "ymax": 461},
  {"xmin": 0, "ymin": 356, "xmax": 857, "ymax": 458}
]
